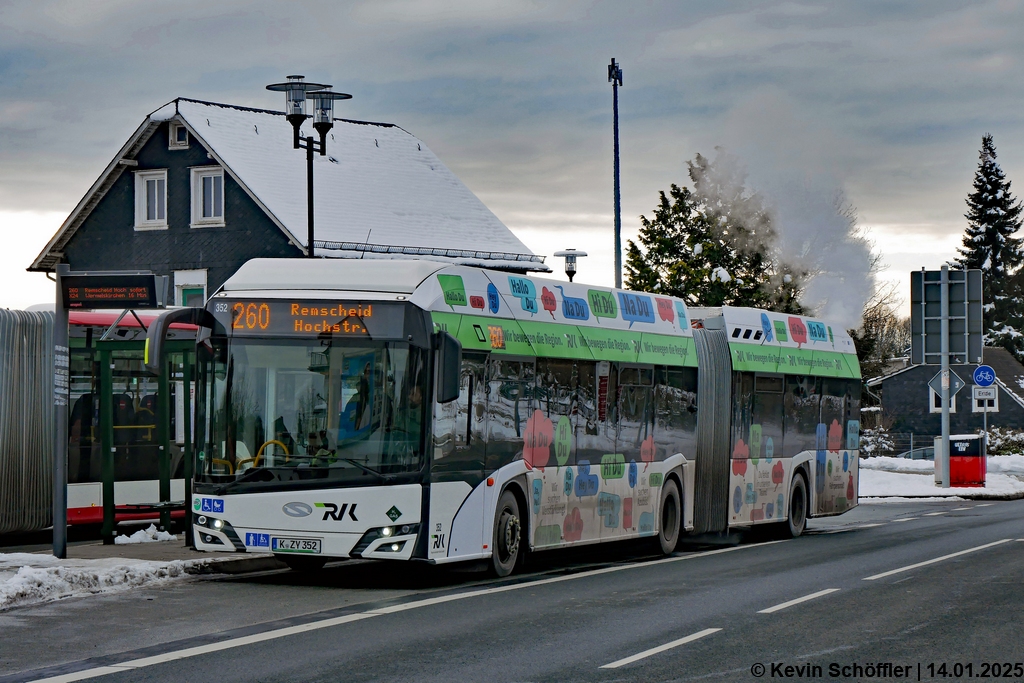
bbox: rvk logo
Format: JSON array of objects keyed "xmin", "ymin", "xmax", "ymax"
[
  {"xmin": 199, "ymin": 498, "xmax": 224, "ymax": 513},
  {"xmin": 314, "ymin": 502, "xmax": 358, "ymax": 521}
]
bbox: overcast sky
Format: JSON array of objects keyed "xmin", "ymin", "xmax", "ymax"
[{"xmin": 2, "ymin": 0, "xmax": 1022, "ymax": 317}]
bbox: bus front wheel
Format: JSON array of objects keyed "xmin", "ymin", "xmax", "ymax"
[
  {"xmin": 786, "ymin": 473, "xmax": 808, "ymax": 538},
  {"xmin": 656, "ymin": 479, "xmax": 682, "ymax": 555},
  {"xmin": 491, "ymin": 489, "xmax": 523, "ymax": 577}
]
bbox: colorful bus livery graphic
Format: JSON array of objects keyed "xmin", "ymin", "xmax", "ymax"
[
  {"xmin": 437, "ymin": 275, "xmax": 467, "ymax": 309},
  {"xmin": 508, "ymin": 277, "xmax": 538, "ymax": 314},
  {"xmin": 617, "ymin": 292, "xmax": 655, "ymax": 327}
]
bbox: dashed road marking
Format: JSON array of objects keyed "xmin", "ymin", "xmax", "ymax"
[
  {"xmin": 757, "ymin": 588, "xmax": 841, "ymax": 614},
  {"xmin": 892, "ymin": 518, "xmax": 918, "ymax": 523},
  {"xmin": 600, "ymin": 628, "xmax": 722, "ymax": 669},
  {"xmin": 923, "ymin": 512, "xmax": 946, "ymax": 516},
  {"xmin": 863, "ymin": 539, "xmax": 1015, "ymax": 581}
]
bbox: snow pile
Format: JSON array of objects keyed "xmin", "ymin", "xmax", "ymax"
[
  {"xmin": 859, "ymin": 456, "xmax": 1024, "ymax": 498},
  {"xmin": 0, "ymin": 554, "xmax": 193, "ymax": 611},
  {"xmin": 114, "ymin": 524, "xmax": 177, "ymax": 545}
]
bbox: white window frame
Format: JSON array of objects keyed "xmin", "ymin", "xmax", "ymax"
[
  {"xmin": 173, "ymin": 269, "xmax": 208, "ymax": 307},
  {"xmin": 134, "ymin": 169, "xmax": 168, "ymax": 230},
  {"xmin": 190, "ymin": 166, "xmax": 225, "ymax": 228},
  {"xmin": 168, "ymin": 122, "xmax": 189, "ymax": 150},
  {"xmin": 928, "ymin": 387, "xmax": 957, "ymax": 414}
]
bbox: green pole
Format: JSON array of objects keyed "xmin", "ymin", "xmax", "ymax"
[
  {"xmin": 158, "ymin": 354, "xmax": 171, "ymax": 530},
  {"xmin": 183, "ymin": 351, "xmax": 194, "ymax": 547},
  {"xmin": 100, "ymin": 348, "xmax": 115, "ymax": 545}
]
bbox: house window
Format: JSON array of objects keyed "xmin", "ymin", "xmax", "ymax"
[
  {"xmin": 181, "ymin": 287, "xmax": 205, "ymax": 307},
  {"xmin": 929, "ymin": 388, "xmax": 956, "ymax": 414},
  {"xmin": 168, "ymin": 122, "xmax": 189, "ymax": 150},
  {"xmin": 190, "ymin": 167, "xmax": 225, "ymax": 227},
  {"xmin": 134, "ymin": 170, "xmax": 168, "ymax": 230},
  {"xmin": 174, "ymin": 269, "xmax": 207, "ymax": 307}
]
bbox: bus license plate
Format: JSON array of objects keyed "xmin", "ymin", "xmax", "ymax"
[{"xmin": 271, "ymin": 537, "xmax": 321, "ymax": 554}]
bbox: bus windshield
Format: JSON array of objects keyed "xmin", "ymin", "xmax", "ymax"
[{"xmin": 195, "ymin": 337, "xmax": 429, "ymax": 493}]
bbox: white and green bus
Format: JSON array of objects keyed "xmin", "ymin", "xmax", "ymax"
[{"xmin": 146, "ymin": 258, "xmax": 861, "ymax": 574}]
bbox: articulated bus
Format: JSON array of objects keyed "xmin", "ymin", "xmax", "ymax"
[{"xmin": 146, "ymin": 258, "xmax": 861, "ymax": 574}]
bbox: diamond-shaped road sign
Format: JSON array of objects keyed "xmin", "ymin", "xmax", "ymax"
[{"xmin": 928, "ymin": 369, "xmax": 965, "ymax": 396}]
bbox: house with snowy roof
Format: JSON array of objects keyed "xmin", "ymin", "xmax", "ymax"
[
  {"xmin": 29, "ymin": 98, "xmax": 547, "ymax": 305},
  {"xmin": 865, "ymin": 346, "xmax": 1024, "ymax": 435}
]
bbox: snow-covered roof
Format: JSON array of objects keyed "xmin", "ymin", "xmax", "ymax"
[{"xmin": 31, "ymin": 98, "xmax": 548, "ymax": 273}]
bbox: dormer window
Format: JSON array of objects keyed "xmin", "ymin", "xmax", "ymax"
[
  {"xmin": 134, "ymin": 169, "xmax": 168, "ymax": 230},
  {"xmin": 190, "ymin": 166, "xmax": 225, "ymax": 227},
  {"xmin": 169, "ymin": 122, "xmax": 189, "ymax": 150}
]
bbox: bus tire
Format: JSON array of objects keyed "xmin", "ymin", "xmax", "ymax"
[
  {"xmin": 282, "ymin": 555, "xmax": 327, "ymax": 572},
  {"xmin": 786, "ymin": 473, "xmax": 808, "ymax": 538},
  {"xmin": 656, "ymin": 479, "xmax": 682, "ymax": 555},
  {"xmin": 491, "ymin": 489, "xmax": 523, "ymax": 577}
]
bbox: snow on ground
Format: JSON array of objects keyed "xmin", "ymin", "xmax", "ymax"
[
  {"xmin": 0, "ymin": 552, "xmax": 197, "ymax": 612},
  {"xmin": 859, "ymin": 455, "xmax": 1024, "ymax": 499},
  {"xmin": 114, "ymin": 524, "xmax": 177, "ymax": 545}
]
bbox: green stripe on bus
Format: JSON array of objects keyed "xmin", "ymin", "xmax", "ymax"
[{"xmin": 730, "ymin": 342, "xmax": 861, "ymax": 379}]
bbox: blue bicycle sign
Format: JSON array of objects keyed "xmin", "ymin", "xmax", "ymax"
[{"xmin": 973, "ymin": 365, "xmax": 996, "ymax": 387}]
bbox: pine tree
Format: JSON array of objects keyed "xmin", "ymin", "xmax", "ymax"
[{"xmin": 956, "ymin": 134, "xmax": 1024, "ymax": 359}]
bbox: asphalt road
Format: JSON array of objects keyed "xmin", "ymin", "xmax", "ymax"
[{"xmin": 3, "ymin": 499, "xmax": 1023, "ymax": 683}]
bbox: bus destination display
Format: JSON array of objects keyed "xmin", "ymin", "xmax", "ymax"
[
  {"xmin": 218, "ymin": 300, "xmax": 405, "ymax": 338},
  {"xmin": 62, "ymin": 274, "xmax": 160, "ymax": 309}
]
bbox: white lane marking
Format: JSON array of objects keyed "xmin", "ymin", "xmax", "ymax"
[
  {"xmin": 600, "ymin": 628, "xmax": 722, "ymax": 669},
  {"xmin": 858, "ymin": 523, "xmax": 885, "ymax": 528},
  {"xmin": 923, "ymin": 512, "xmax": 946, "ymax": 516},
  {"xmin": 863, "ymin": 539, "xmax": 1015, "ymax": 581},
  {"xmin": 25, "ymin": 541, "xmax": 786, "ymax": 683},
  {"xmin": 892, "ymin": 518, "xmax": 918, "ymax": 523},
  {"xmin": 952, "ymin": 507, "xmax": 971, "ymax": 511},
  {"xmin": 976, "ymin": 503, "xmax": 995, "ymax": 507},
  {"xmin": 757, "ymin": 588, "xmax": 840, "ymax": 614}
]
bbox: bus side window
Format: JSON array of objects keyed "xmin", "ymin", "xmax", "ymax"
[
  {"xmin": 654, "ymin": 366, "xmax": 697, "ymax": 460},
  {"xmin": 752, "ymin": 375, "xmax": 784, "ymax": 462},
  {"xmin": 432, "ymin": 353, "xmax": 486, "ymax": 478},
  {"xmin": 731, "ymin": 373, "xmax": 754, "ymax": 458},
  {"xmin": 784, "ymin": 375, "xmax": 820, "ymax": 457},
  {"xmin": 617, "ymin": 365, "xmax": 655, "ymax": 461},
  {"xmin": 536, "ymin": 358, "xmax": 578, "ymax": 467},
  {"xmin": 820, "ymin": 379, "xmax": 847, "ymax": 451},
  {"xmin": 485, "ymin": 358, "xmax": 537, "ymax": 472}
]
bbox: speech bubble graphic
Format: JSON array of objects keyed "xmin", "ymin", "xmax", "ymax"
[
  {"xmin": 774, "ymin": 319, "xmax": 789, "ymax": 342},
  {"xmin": 656, "ymin": 297, "xmax": 675, "ymax": 323},
  {"xmin": 534, "ymin": 524, "xmax": 561, "ymax": 546},
  {"xmin": 765, "ymin": 502, "xmax": 774, "ymax": 519},
  {"xmin": 508, "ymin": 276, "xmax": 538, "ymax": 315},
  {"xmin": 675, "ymin": 302, "xmax": 688, "ymax": 329},
  {"xmin": 554, "ymin": 286, "xmax": 590, "ymax": 321},
  {"xmin": 749, "ymin": 424, "xmax": 762, "ymax": 464},
  {"xmin": 563, "ymin": 507, "xmax": 584, "ymax": 542},
  {"xmin": 828, "ymin": 326, "xmax": 834, "ymax": 344},
  {"xmin": 732, "ymin": 458, "xmax": 747, "ymax": 476},
  {"xmin": 628, "ymin": 460, "xmax": 638, "ymax": 488},
  {"xmin": 588, "ymin": 290, "xmax": 617, "ymax": 319},
  {"xmin": 827, "ymin": 458, "xmax": 833, "ymax": 477},
  {"xmin": 827, "ymin": 419, "xmax": 842, "ymax": 452},
  {"xmin": 772, "ymin": 460, "xmax": 784, "ymax": 487},
  {"xmin": 765, "ymin": 436, "xmax": 774, "ymax": 462},
  {"xmin": 563, "ymin": 467, "xmax": 574, "ymax": 496},
  {"xmin": 760, "ymin": 312, "xmax": 773, "ymax": 342},
  {"xmin": 733, "ymin": 485, "xmax": 743, "ymax": 514},
  {"xmin": 618, "ymin": 292, "xmax": 656, "ymax": 327},
  {"xmin": 640, "ymin": 435, "xmax": 656, "ymax": 470},
  {"xmin": 487, "ymin": 283, "xmax": 500, "ymax": 313},
  {"xmin": 807, "ymin": 321, "xmax": 828, "ymax": 342},
  {"xmin": 815, "ymin": 423, "xmax": 827, "ymax": 451},
  {"xmin": 733, "ymin": 438, "xmax": 749, "ymax": 459},
  {"xmin": 437, "ymin": 275, "xmax": 467, "ymax": 309},
  {"xmin": 541, "ymin": 287, "xmax": 557, "ymax": 318},
  {"xmin": 816, "ymin": 451, "xmax": 826, "ymax": 494},
  {"xmin": 601, "ymin": 453, "xmax": 625, "ymax": 481},
  {"xmin": 532, "ymin": 478, "xmax": 542, "ymax": 514},
  {"xmin": 597, "ymin": 492, "xmax": 621, "ymax": 527},
  {"xmin": 777, "ymin": 493, "xmax": 785, "ymax": 516},
  {"xmin": 523, "ymin": 410, "xmax": 554, "ymax": 470},
  {"xmin": 649, "ymin": 472, "xmax": 664, "ymax": 487},
  {"xmin": 846, "ymin": 420, "xmax": 860, "ymax": 450},
  {"xmin": 847, "ymin": 473, "xmax": 855, "ymax": 500},
  {"xmin": 470, "ymin": 295, "xmax": 485, "ymax": 310},
  {"xmin": 788, "ymin": 317, "xmax": 808, "ymax": 345},
  {"xmin": 750, "ymin": 506, "xmax": 764, "ymax": 522},
  {"xmin": 745, "ymin": 482, "xmax": 758, "ymax": 505},
  {"xmin": 622, "ymin": 497, "xmax": 633, "ymax": 529},
  {"xmin": 574, "ymin": 461, "xmax": 599, "ymax": 497},
  {"xmin": 638, "ymin": 511, "xmax": 654, "ymax": 535},
  {"xmin": 555, "ymin": 416, "xmax": 573, "ymax": 467}
]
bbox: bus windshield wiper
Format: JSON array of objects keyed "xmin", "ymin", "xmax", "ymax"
[{"xmin": 338, "ymin": 458, "xmax": 395, "ymax": 483}]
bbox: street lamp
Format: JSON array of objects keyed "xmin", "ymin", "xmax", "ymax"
[
  {"xmin": 266, "ymin": 76, "xmax": 352, "ymax": 258},
  {"xmin": 554, "ymin": 249, "xmax": 588, "ymax": 282},
  {"xmin": 608, "ymin": 58, "xmax": 623, "ymax": 288}
]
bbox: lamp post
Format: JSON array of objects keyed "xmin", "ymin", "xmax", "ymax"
[
  {"xmin": 554, "ymin": 249, "xmax": 588, "ymax": 283},
  {"xmin": 266, "ymin": 76, "xmax": 352, "ymax": 258},
  {"xmin": 608, "ymin": 58, "xmax": 623, "ymax": 289}
]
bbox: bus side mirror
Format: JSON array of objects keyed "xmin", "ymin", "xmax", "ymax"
[
  {"xmin": 144, "ymin": 307, "xmax": 217, "ymax": 375},
  {"xmin": 435, "ymin": 330, "xmax": 461, "ymax": 404}
]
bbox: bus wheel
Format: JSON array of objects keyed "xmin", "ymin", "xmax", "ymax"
[
  {"xmin": 282, "ymin": 555, "xmax": 327, "ymax": 572},
  {"xmin": 656, "ymin": 479, "xmax": 682, "ymax": 555},
  {"xmin": 786, "ymin": 474, "xmax": 808, "ymax": 538},
  {"xmin": 491, "ymin": 490, "xmax": 522, "ymax": 577}
]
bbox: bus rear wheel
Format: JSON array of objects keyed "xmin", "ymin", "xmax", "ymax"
[
  {"xmin": 282, "ymin": 555, "xmax": 327, "ymax": 572},
  {"xmin": 491, "ymin": 489, "xmax": 523, "ymax": 577},
  {"xmin": 785, "ymin": 473, "xmax": 808, "ymax": 538},
  {"xmin": 656, "ymin": 479, "xmax": 682, "ymax": 555}
]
